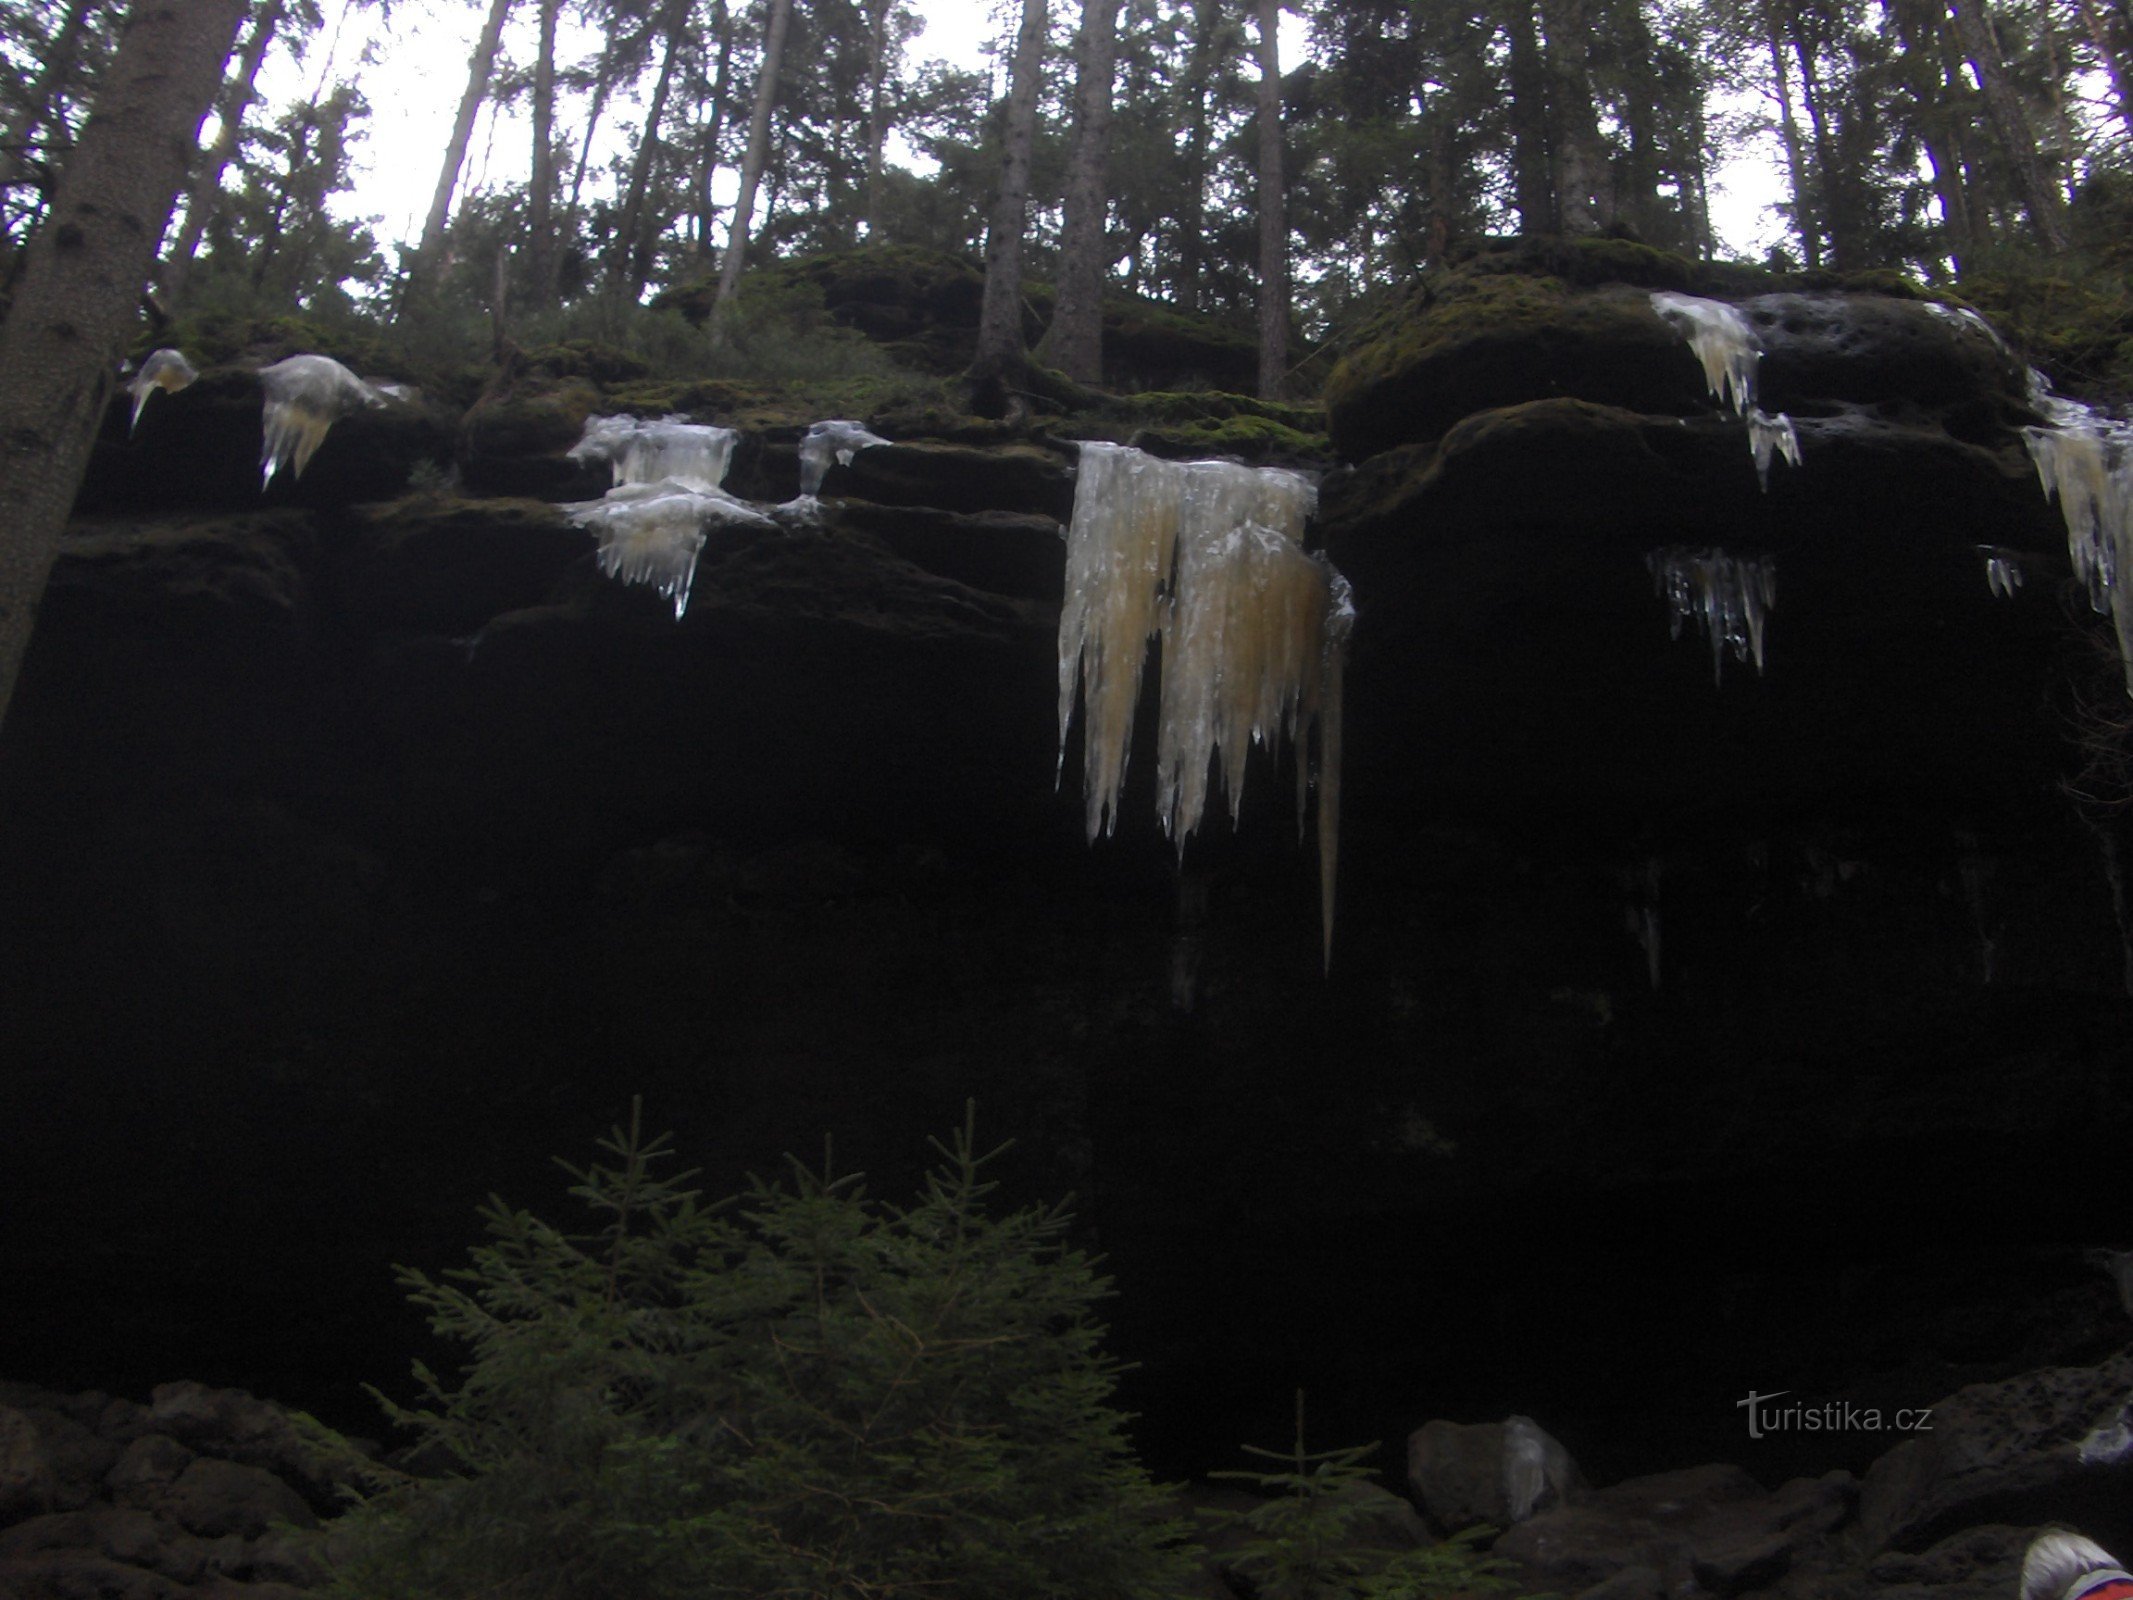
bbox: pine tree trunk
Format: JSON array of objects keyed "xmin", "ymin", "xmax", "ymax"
[
  {"xmin": 692, "ymin": 6, "xmax": 734, "ymax": 262},
  {"xmin": 968, "ymin": 0, "xmax": 1049, "ymax": 412},
  {"xmin": 1175, "ymin": 0, "xmax": 1219, "ymax": 314},
  {"xmin": 405, "ymin": 0, "xmax": 514, "ymax": 296},
  {"xmin": 1761, "ymin": 3, "xmax": 1820, "ymax": 267},
  {"xmin": 1952, "ymin": 0, "xmax": 2073, "ymax": 250},
  {"xmin": 526, "ymin": 0, "xmax": 561, "ymax": 305},
  {"xmin": 0, "ymin": 0, "xmax": 249, "ymax": 736},
  {"xmin": 1039, "ymin": 0, "xmax": 1120, "ymax": 385},
  {"xmin": 715, "ymin": 0, "xmax": 795, "ymax": 310},
  {"xmin": 861, "ymin": 0, "xmax": 896, "ymax": 236},
  {"xmin": 164, "ymin": 0, "xmax": 286, "ymax": 299},
  {"xmin": 1790, "ymin": 36, "xmax": 1848, "ymax": 262},
  {"xmin": 610, "ymin": 0, "xmax": 687, "ymax": 301},
  {"xmin": 2070, "ymin": 0, "xmax": 2133, "ymax": 142},
  {"xmin": 1252, "ymin": 0, "xmax": 1288, "ymax": 401},
  {"xmin": 1503, "ymin": 0, "xmax": 1557, "ymax": 233},
  {"xmin": 1539, "ymin": 0, "xmax": 1610, "ymax": 232}
]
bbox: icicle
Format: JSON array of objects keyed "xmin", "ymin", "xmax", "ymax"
[
  {"xmin": 560, "ymin": 481, "xmax": 773, "ymax": 621},
  {"xmin": 1650, "ymin": 291, "xmax": 1761, "ymax": 414},
  {"xmin": 2020, "ymin": 374, "xmax": 2133, "ymax": 695},
  {"xmin": 798, "ymin": 419, "xmax": 888, "ymax": 498},
  {"xmin": 569, "ymin": 413, "xmax": 738, "ymax": 493},
  {"xmin": 1057, "ymin": 442, "xmax": 1352, "ymax": 967},
  {"xmin": 1057, "ymin": 442, "xmax": 1184, "ymax": 838},
  {"xmin": 258, "ymin": 354, "xmax": 384, "ymax": 487},
  {"xmin": 1646, "ymin": 546, "xmax": 1776, "ymax": 684},
  {"xmin": 126, "ymin": 348, "xmax": 196, "ymax": 434},
  {"xmin": 1746, "ymin": 406, "xmax": 1800, "ymax": 491},
  {"xmin": 1979, "ymin": 545, "xmax": 2025, "ymax": 598}
]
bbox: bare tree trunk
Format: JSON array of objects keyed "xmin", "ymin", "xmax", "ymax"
[
  {"xmin": 968, "ymin": 0, "xmax": 1048, "ymax": 412},
  {"xmin": 164, "ymin": 0, "xmax": 286, "ymax": 299},
  {"xmin": 0, "ymin": 0, "xmax": 249, "ymax": 735},
  {"xmin": 570, "ymin": 36, "xmax": 623, "ymax": 213},
  {"xmin": 1952, "ymin": 0, "xmax": 2073, "ymax": 250},
  {"xmin": 1503, "ymin": 0, "xmax": 1557, "ymax": 233},
  {"xmin": 2070, "ymin": 0, "xmax": 2133, "ymax": 141},
  {"xmin": 1761, "ymin": 2, "xmax": 1820, "ymax": 266},
  {"xmin": 860, "ymin": 0, "xmax": 896, "ymax": 235},
  {"xmin": 526, "ymin": 0, "xmax": 561, "ymax": 305},
  {"xmin": 1253, "ymin": 0, "xmax": 1287, "ymax": 401},
  {"xmin": 404, "ymin": 0, "xmax": 514, "ymax": 297},
  {"xmin": 1039, "ymin": 0, "xmax": 1120, "ymax": 385},
  {"xmin": 1539, "ymin": 0, "xmax": 1610, "ymax": 232},
  {"xmin": 1175, "ymin": 0, "xmax": 1219, "ymax": 312},
  {"xmin": 692, "ymin": 2, "xmax": 733, "ymax": 261},
  {"xmin": 715, "ymin": 0, "xmax": 794, "ymax": 310},
  {"xmin": 610, "ymin": 0, "xmax": 688, "ymax": 301}
]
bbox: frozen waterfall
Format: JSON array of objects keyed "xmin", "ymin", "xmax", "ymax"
[
  {"xmin": 1057, "ymin": 441, "xmax": 1353, "ymax": 968},
  {"xmin": 1649, "ymin": 291, "xmax": 1798, "ymax": 491},
  {"xmin": 126, "ymin": 348, "xmax": 196, "ymax": 434},
  {"xmin": 1647, "ymin": 547, "xmax": 1776, "ymax": 685},
  {"xmin": 562, "ymin": 413, "xmax": 756, "ymax": 619},
  {"xmin": 569, "ymin": 413, "xmax": 738, "ymax": 494},
  {"xmin": 259, "ymin": 354, "xmax": 386, "ymax": 487},
  {"xmin": 798, "ymin": 420, "xmax": 889, "ymax": 498},
  {"xmin": 2020, "ymin": 372, "xmax": 2133, "ymax": 695}
]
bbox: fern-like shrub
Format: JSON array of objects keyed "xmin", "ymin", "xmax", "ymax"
[{"xmin": 329, "ymin": 1103, "xmax": 1192, "ymax": 1600}]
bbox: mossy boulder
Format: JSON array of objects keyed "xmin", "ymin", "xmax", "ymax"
[
  {"xmin": 459, "ymin": 374, "xmax": 605, "ymax": 499},
  {"xmin": 1096, "ymin": 297, "xmax": 1258, "ymax": 393}
]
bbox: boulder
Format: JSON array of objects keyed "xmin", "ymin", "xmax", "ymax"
[{"xmin": 1407, "ymin": 1414, "xmax": 1585, "ymax": 1532}]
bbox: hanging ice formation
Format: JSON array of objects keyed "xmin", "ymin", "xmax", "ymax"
[
  {"xmin": 2020, "ymin": 371, "xmax": 2133, "ymax": 695},
  {"xmin": 1979, "ymin": 545, "xmax": 2025, "ymax": 599},
  {"xmin": 1646, "ymin": 547, "xmax": 1775, "ymax": 684},
  {"xmin": 569, "ymin": 413, "xmax": 738, "ymax": 493},
  {"xmin": 561, "ymin": 414, "xmax": 765, "ymax": 621},
  {"xmin": 258, "ymin": 354, "xmax": 386, "ymax": 487},
  {"xmin": 1649, "ymin": 291, "xmax": 1799, "ymax": 491},
  {"xmin": 126, "ymin": 348, "xmax": 197, "ymax": 433},
  {"xmin": 1056, "ymin": 441, "xmax": 1354, "ymax": 969},
  {"xmin": 797, "ymin": 420, "xmax": 888, "ymax": 498}
]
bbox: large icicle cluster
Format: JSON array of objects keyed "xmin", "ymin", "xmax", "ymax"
[
  {"xmin": 561, "ymin": 413, "xmax": 766, "ymax": 620},
  {"xmin": 1649, "ymin": 292, "xmax": 1799, "ymax": 491},
  {"xmin": 569, "ymin": 413, "xmax": 738, "ymax": 493},
  {"xmin": 2021, "ymin": 372, "xmax": 2133, "ymax": 695},
  {"xmin": 1646, "ymin": 547, "xmax": 1776, "ymax": 684},
  {"xmin": 259, "ymin": 354, "xmax": 386, "ymax": 487},
  {"xmin": 1057, "ymin": 441, "xmax": 1354, "ymax": 968}
]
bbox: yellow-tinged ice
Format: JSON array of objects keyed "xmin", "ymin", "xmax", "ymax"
[
  {"xmin": 258, "ymin": 354, "xmax": 384, "ymax": 487},
  {"xmin": 127, "ymin": 348, "xmax": 196, "ymax": 434},
  {"xmin": 2022, "ymin": 393, "xmax": 2133, "ymax": 695},
  {"xmin": 1058, "ymin": 442, "xmax": 1353, "ymax": 969}
]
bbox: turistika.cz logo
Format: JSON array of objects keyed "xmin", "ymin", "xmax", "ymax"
[{"xmin": 1736, "ymin": 1390, "xmax": 1934, "ymax": 1440}]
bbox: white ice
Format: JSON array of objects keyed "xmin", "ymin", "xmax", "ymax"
[
  {"xmin": 1979, "ymin": 546, "xmax": 2025, "ymax": 599},
  {"xmin": 1057, "ymin": 441, "xmax": 1352, "ymax": 967},
  {"xmin": 1647, "ymin": 546, "xmax": 1776, "ymax": 684},
  {"xmin": 560, "ymin": 480, "xmax": 774, "ymax": 621},
  {"xmin": 569, "ymin": 413, "xmax": 738, "ymax": 493},
  {"xmin": 1650, "ymin": 292, "xmax": 1799, "ymax": 492},
  {"xmin": 798, "ymin": 419, "xmax": 888, "ymax": 497},
  {"xmin": 258, "ymin": 354, "xmax": 385, "ymax": 487},
  {"xmin": 1651, "ymin": 291, "xmax": 1761, "ymax": 414},
  {"xmin": 1746, "ymin": 406, "xmax": 1800, "ymax": 490},
  {"xmin": 2020, "ymin": 376, "xmax": 2133, "ymax": 694},
  {"xmin": 126, "ymin": 348, "xmax": 196, "ymax": 434}
]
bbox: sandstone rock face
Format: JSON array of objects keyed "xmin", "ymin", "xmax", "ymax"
[{"xmin": 4, "ymin": 242, "xmax": 2129, "ymax": 1516}]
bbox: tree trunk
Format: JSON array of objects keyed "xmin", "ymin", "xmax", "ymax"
[
  {"xmin": 715, "ymin": 0, "xmax": 795, "ymax": 310},
  {"xmin": 1761, "ymin": 2, "xmax": 1820, "ymax": 266},
  {"xmin": 570, "ymin": 35, "xmax": 624, "ymax": 213},
  {"xmin": 610, "ymin": 0, "xmax": 687, "ymax": 301},
  {"xmin": 164, "ymin": 0, "xmax": 286, "ymax": 299},
  {"xmin": 1952, "ymin": 0, "xmax": 2073, "ymax": 250},
  {"xmin": 1252, "ymin": 0, "xmax": 1287, "ymax": 400},
  {"xmin": 1175, "ymin": 0, "xmax": 1220, "ymax": 313},
  {"xmin": 692, "ymin": 5, "xmax": 734, "ymax": 262},
  {"xmin": 1038, "ymin": 0, "xmax": 1120, "ymax": 385},
  {"xmin": 1538, "ymin": 0, "xmax": 1610, "ymax": 232},
  {"xmin": 404, "ymin": 0, "xmax": 514, "ymax": 297},
  {"xmin": 968, "ymin": 0, "xmax": 1048, "ymax": 412},
  {"xmin": 1790, "ymin": 35, "xmax": 1846, "ymax": 261},
  {"xmin": 860, "ymin": 0, "xmax": 896, "ymax": 236},
  {"xmin": 526, "ymin": 0, "xmax": 561, "ymax": 304},
  {"xmin": 0, "ymin": 0, "xmax": 249, "ymax": 735},
  {"xmin": 2070, "ymin": 0, "xmax": 2133, "ymax": 142},
  {"xmin": 1503, "ymin": 0, "xmax": 1557, "ymax": 233}
]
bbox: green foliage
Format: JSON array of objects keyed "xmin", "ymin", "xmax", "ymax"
[
  {"xmin": 329, "ymin": 1102, "xmax": 1193, "ymax": 1600},
  {"xmin": 1206, "ymin": 1396, "xmax": 1525, "ymax": 1600}
]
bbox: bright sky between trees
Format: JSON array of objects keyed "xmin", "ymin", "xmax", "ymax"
[{"xmin": 258, "ymin": 0, "xmax": 1788, "ymax": 269}]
